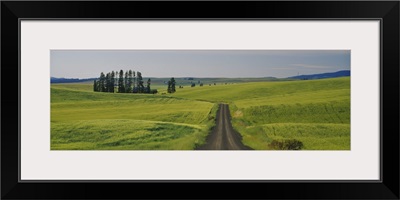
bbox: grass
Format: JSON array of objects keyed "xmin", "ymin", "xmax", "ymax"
[
  {"xmin": 170, "ymin": 77, "xmax": 349, "ymax": 103},
  {"xmin": 51, "ymin": 77, "xmax": 350, "ymax": 150},
  {"xmin": 227, "ymin": 78, "xmax": 350, "ymax": 150},
  {"xmin": 164, "ymin": 77, "xmax": 350, "ymax": 150},
  {"xmin": 234, "ymin": 123, "xmax": 350, "ymax": 150},
  {"xmin": 236, "ymin": 101, "xmax": 349, "ymax": 125},
  {"xmin": 51, "ymin": 83, "xmax": 217, "ymax": 150},
  {"xmin": 51, "ymin": 119, "xmax": 206, "ymax": 150}
]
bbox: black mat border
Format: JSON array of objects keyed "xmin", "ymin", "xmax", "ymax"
[{"xmin": 2, "ymin": 1, "xmax": 399, "ymax": 199}]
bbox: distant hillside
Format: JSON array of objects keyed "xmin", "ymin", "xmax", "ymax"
[
  {"xmin": 287, "ymin": 70, "xmax": 350, "ymax": 80},
  {"xmin": 51, "ymin": 77, "xmax": 96, "ymax": 83},
  {"xmin": 52, "ymin": 72, "xmax": 350, "ymax": 84},
  {"xmin": 149, "ymin": 77, "xmax": 280, "ymax": 86}
]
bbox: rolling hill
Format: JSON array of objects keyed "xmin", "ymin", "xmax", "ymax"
[{"xmin": 288, "ymin": 70, "xmax": 350, "ymax": 80}]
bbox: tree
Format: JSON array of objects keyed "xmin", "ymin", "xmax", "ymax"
[
  {"xmin": 191, "ymin": 83, "xmax": 195, "ymax": 87},
  {"xmin": 137, "ymin": 71, "xmax": 144, "ymax": 93},
  {"xmin": 118, "ymin": 70, "xmax": 125, "ymax": 93},
  {"xmin": 167, "ymin": 78, "xmax": 176, "ymax": 93},
  {"xmin": 127, "ymin": 70, "xmax": 133, "ymax": 93},
  {"xmin": 132, "ymin": 71, "xmax": 136, "ymax": 91},
  {"xmin": 106, "ymin": 73, "xmax": 110, "ymax": 92},
  {"xmin": 124, "ymin": 71, "xmax": 129, "ymax": 93},
  {"xmin": 170, "ymin": 77, "xmax": 176, "ymax": 93},
  {"xmin": 167, "ymin": 81, "xmax": 172, "ymax": 93},
  {"xmin": 110, "ymin": 71, "xmax": 115, "ymax": 93},
  {"xmin": 115, "ymin": 71, "xmax": 119, "ymax": 83},
  {"xmin": 99, "ymin": 72, "xmax": 106, "ymax": 92},
  {"xmin": 146, "ymin": 78, "xmax": 151, "ymax": 93}
]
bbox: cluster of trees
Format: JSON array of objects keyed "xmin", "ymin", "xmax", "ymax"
[
  {"xmin": 93, "ymin": 71, "xmax": 116, "ymax": 93},
  {"xmin": 167, "ymin": 78, "xmax": 176, "ymax": 93},
  {"xmin": 93, "ymin": 70, "xmax": 157, "ymax": 94}
]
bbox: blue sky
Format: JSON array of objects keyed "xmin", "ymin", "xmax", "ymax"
[{"xmin": 50, "ymin": 50, "xmax": 350, "ymax": 78}]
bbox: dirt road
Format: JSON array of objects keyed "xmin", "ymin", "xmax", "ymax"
[{"xmin": 196, "ymin": 104, "xmax": 252, "ymax": 150}]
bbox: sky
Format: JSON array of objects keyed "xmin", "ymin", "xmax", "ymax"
[{"xmin": 50, "ymin": 50, "xmax": 350, "ymax": 79}]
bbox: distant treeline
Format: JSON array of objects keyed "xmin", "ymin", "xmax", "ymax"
[
  {"xmin": 51, "ymin": 77, "xmax": 95, "ymax": 83},
  {"xmin": 93, "ymin": 70, "xmax": 157, "ymax": 94}
]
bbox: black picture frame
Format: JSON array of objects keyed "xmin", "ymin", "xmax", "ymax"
[{"xmin": 1, "ymin": 1, "xmax": 399, "ymax": 199}]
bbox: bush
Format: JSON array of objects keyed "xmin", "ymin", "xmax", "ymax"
[{"xmin": 269, "ymin": 139, "xmax": 303, "ymax": 150}]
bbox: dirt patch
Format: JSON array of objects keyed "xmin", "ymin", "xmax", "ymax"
[{"xmin": 233, "ymin": 110, "xmax": 243, "ymax": 118}]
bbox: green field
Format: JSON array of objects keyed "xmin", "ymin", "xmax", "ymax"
[
  {"xmin": 51, "ymin": 77, "xmax": 350, "ymax": 150},
  {"xmin": 51, "ymin": 83, "xmax": 218, "ymax": 150},
  {"xmin": 170, "ymin": 77, "xmax": 350, "ymax": 150}
]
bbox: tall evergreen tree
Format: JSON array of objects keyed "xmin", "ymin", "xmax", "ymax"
[
  {"xmin": 132, "ymin": 71, "xmax": 136, "ymax": 91},
  {"xmin": 127, "ymin": 70, "xmax": 133, "ymax": 93},
  {"xmin": 105, "ymin": 73, "xmax": 110, "ymax": 92},
  {"xmin": 118, "ymin": 70, "xmax": 125, "ymax": 93},
  {"xmin": 124, "ymin": 71, "xmax": 129, "ymax": 93},
  {"xmin": 110, "ymin": 71, "xmax": 115, "ymax": 93},
  {"xmin": 99, "ymin": 72, "xmax": 106, "ymax": 92},
  {"xmin": 137, "ymin": 71, "xmax": 144, "ymax": 93},
  {"xmin": 115, "ymin": 71, "xmax": 119, "ymax": 82},
  {"xmin": 171, "ymin": 77, "xmax": 176, "ymax": 93}
]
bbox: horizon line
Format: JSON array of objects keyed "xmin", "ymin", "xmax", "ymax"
[{"xmin": 51, "ymin": 69, "xmax": 350, "ymax": 79}]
